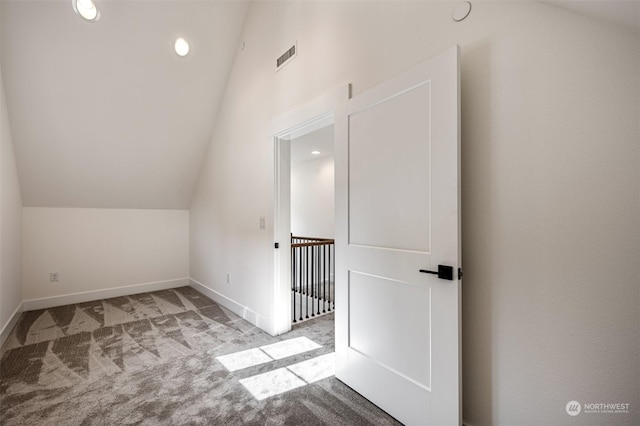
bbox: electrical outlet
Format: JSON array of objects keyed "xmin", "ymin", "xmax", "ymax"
[
  {"xmin": 226, "ymin": 273, "xmax": 231, "ymax": 284},
  {"xmin": 259, "ymin": 217, "xmax": 266, "ymax": 230},
  {"xmin": 50, "ymin": 272, "xmax": 59, "ymax": 282}
]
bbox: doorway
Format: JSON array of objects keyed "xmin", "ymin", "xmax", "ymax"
[
  {"xmin": 271, "ymin": 85, "xmax": 349, "ymax": 336},
  {"xmin": 290, "ymin": 125, "xmax": 335, "ymax": 323}
]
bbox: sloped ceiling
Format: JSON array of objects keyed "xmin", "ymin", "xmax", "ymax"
[
  {"xmin": 538, "ymin": 0, "xmax": 640, "ymax": 32},
  {"xmin": 0, "ymin": 0, "xmax": 249, "ymax": 208}
]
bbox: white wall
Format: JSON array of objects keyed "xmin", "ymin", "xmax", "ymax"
[
  {"xmin": 190, "ymin": 1, "xmax": 639, "ymax": 425},
  {"xmin": 291, "ymin": 155, "xmax": 334, "ymax": 239},
  {"xmin": 23, "ymin": 208, "xmax": 189, "ymax": 304},
  {"xmin": 0, "ymin": 47, "xmax": 23, "ymax": 337}
]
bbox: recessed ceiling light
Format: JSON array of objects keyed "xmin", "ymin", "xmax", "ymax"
[
  {"xmin": 73, "ymin": 0, "xmax": 100, "ymax": 22},
  {"xmin": 311, "ymin": 151, "xmax": 321, "ymax": 155},
  {"xmin": 175, "ymin": 37, "xmax": 190, "ymax": 57}
]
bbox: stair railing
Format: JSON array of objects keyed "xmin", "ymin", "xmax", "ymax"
[{"xmin": 291, "ymin": 235, "xmax": 335, "ymax": 323}]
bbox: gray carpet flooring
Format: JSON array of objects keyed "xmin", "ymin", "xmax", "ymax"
[{"xmin": 0, "ymin": 286, "xmax": 401, "ymax": 425}]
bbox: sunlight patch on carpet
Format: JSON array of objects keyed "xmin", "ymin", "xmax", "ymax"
[
  {"xmin": 239, "ymin": 352, "xmax": 336, "ymax": 400},
  {"xmin": 215, "ymin": 348, "xmax": 272, "ymax": 372},
  {"xmin": 259, "ymin": 336, "xmax": 322, "ymax": 360},
  {"xmin": 216, "ymin": 336, "xmax": 323, "ymax": 372},
  {"xmin": 286, "ymin": 352, "xmax": 335, "ymax": 383},
  {"xmin": 239, "ymin": 368, "xmax": 307, "ymax": 401}
]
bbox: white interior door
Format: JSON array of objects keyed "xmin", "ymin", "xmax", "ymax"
[{"xmin": 334, "ymin": 46, "xmax": 461, "ymax": 426}]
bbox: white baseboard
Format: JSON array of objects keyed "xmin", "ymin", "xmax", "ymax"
[
  {"xmin": 7, "ymin": 278, "xmax": 271, "ymax": 344},
  {"xmin": 22, "ymin": 278, "xmax": 190, "ymax": 311},
  {"xmin": 0, "ymin": 302, "xmax": 24, "ymax": 347},
  {"xmin": 189, "ymin": 279, "xmax": 271, "ymax": 333}
]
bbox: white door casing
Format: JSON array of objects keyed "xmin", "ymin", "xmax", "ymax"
[{"xmin": 334, "ymin": 46, "xmax": 461, "ymax": 425}]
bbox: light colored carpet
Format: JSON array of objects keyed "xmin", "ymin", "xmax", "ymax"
[{"xmin": 0, "ymin": 286, "xmax": 400, "ymax": 425}]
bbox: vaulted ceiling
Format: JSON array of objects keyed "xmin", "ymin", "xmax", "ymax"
[
  {"xmin": 538, "ymin": 0, "xmax": 640, "ymax": 31},
  {"xmin": 2, "ymin": 1, "xmax": 636, "ymax": 210},
  {"xmin": 1, "ymin": 0, "xmax": 248, "ymax": 208}
]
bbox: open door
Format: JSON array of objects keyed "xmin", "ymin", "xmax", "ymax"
[{"xmin": 334, "ymin": 46, "xmax": 461, "ymax": 425}]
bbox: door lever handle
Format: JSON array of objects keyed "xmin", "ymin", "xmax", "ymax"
[{"xmin": 420, "ymin": 265, "xmax": 454, "ymax": 281}]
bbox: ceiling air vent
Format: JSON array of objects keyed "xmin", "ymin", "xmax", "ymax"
[{"xmin": 276, "ymin": 43, "xmax": 297, "ymax": 71}]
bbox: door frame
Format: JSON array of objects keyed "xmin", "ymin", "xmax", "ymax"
[{"xmin": 270, "ymin": 84, "xmax": 350, "ymax": 336}]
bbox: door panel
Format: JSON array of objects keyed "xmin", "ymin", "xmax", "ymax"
[
  {"xmin": 348, "ymin": 82, "xmax": 431, "ymax": 252},
  {"xmin": 349, "ymin": 271, "xmax": 431, "ymax": 388},
  {"xmin": 335, "ymin": 46, "xmax": 461, "ymax": 426}
]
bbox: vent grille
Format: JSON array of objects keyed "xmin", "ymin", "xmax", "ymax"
[{"xmin": 276, "ymin": 44, "xmax": 297, "ymax": 70}]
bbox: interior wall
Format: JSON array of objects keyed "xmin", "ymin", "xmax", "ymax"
[
  {"xmin": 23, "ymin": 208, "xmax": 189, "ymax": 303},
  {"xmin": 189, "ymin": 1, "xmax": 639, "ymax": 425},
  {"xmin": 0, "ymin": 47, "xmax": 23, "ymax": 335},
  {"xmin": 291, "ymin": 155, "xmax": 334, "ymax": 239}
]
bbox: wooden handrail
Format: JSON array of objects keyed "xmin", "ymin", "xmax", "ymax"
[
  {"xmin": 291, "ymin": 234, "xmax": 334, "ymax": 248},
  {"xmin": 291, "ymin": 235, "xmax": 333, "ymax": 242},
  {"xmin": 291, "ymin": 240, "xmax": 334, "ymax": 248}
]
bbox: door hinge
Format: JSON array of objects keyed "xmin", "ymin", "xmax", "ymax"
[
  {"xmin": 275, "ymin": 242, "xmax": 279, "ymax": 249},
  {"xmin": 458, "ymin": 267, "xmax": 463, "ymax": 280}
]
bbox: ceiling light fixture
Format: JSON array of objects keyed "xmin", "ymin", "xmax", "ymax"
[
  {"xmin": 72, "ymin": 0, "xmax": 100, "ymax": 22},
  {"xmin": 174, "ymin": 37, "xmax": 190, "ymax": 57},
  {"xmin": 311, "ymin": 151, "xmax": 321, "ymax": 155}
]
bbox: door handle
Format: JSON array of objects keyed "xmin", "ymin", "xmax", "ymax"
[{"xmin": 419, "ymin": 265, "xmax": 454, "ymax": 281}]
